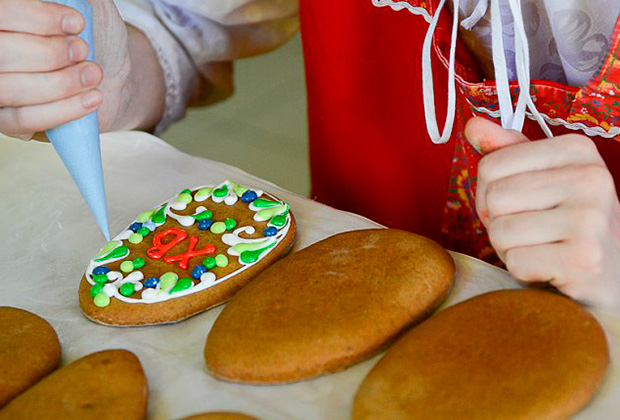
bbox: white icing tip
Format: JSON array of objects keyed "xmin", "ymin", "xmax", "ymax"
[
  {"xmin": 224, "ymin": 195, "xmax": 238, "ymax": 205},
  {"xmin": 103, "ymin": 284, "xmax": 116, "ymax": 297},
  {"xmin": 200, "ymin": 272, "xmax": 217, "ymax": 283},
  {"xmin": 170, "ymin": 201, "xmax": 187, "ymax": 211},
  {"xmin": 141, "ymin": 288, "xmax": 157, "ymax": 301}
]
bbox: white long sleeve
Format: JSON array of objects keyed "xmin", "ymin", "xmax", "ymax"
[{"xmin": 114, "ymin": 0, "xmax": 299, "ymax": 133}]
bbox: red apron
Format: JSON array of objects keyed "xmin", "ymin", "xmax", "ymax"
[{"xmin": 300, "ymin": 0, "xmax": 620, "ymax": 263}]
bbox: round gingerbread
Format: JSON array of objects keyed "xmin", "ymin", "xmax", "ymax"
[
  {"xmin": 353, "ymin": 290, "xmax": 610, "ymax": 420},
  {"xmin": 79, "ymin": 180, "xmax": 296, "ymax": 326},
  {"xmin": 0, "ymin": 307, "xmax": 61, "ymax": 408},
  {"xmin": 0, "ymin": 350, "xmax": 147, "ymax": 420},
  {"xmin": 205, "ymin": 229, "xmax": 455, "ymax": 383}
]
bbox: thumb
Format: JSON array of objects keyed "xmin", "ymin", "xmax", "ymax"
[{"xmin": 465, "ymin": 117, "xmax": 530, "ymax": 155}]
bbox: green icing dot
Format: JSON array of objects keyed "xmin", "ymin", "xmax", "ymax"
[
  {"xmin": 231, "ymin": 240, "xmax": 272, "ymax": 254},
  {"xmin": 203, "ymin": 257, "xmax": 217, "ymax": 269},
  {"xmin": 256, "ymin": 204, "xmax": 288, "ymax": 222},
  {"xmin": 224, "ymin": 218, "xmax": 237, "ymax": 230},
  {"xmin": 93, "ymin": 292, "xmax": 110, "ymax": 307},
  {"xmin": 95, "ymin": 246, "xmax": 129, "ymax": 262},
  {"xmin": 120, "ymin": 261, "xmax": 134, "ymax": 273},
  {"xmin": 194, "ymin": 187, "xmax": 213, "ymax": 200},
  {"xmin": 252, "ymin": 198, "xmax": 281, "ymax": 208},
  {"xmin": 96, "ymin": 241, "xmax": 120, "ymax": 258},
  {"xmin": 215, "ymin": 254, "xmax": 229, "ymax": 268},
  {"xmin": 170, "ymin": 277, "xmax": 193, "ymax": 293},
  {"xmin": 159, "ymin": 272, "xmax": 179, "ymax": 292},
  {"xmin": 160, "ymin": 272, "xmax": 178, "ymax": 283},
  {"xmin": 233, "ymin": 185, "xmax": 248, "ymax": 196},
  {"xmin": 137, "ymin": 227, "xmax": 150, "ymax": 237},
  {"xmin": 214, "ymin": 185, "xmax": 228, "ymax": 198},
  {"xmin": 151, "ymin": 205, "xmax": 167, "ymax": 224},
  {"xmin": 192, "ymin": 210, "xmax": 213, "ymax": 221},
  {"xmin": 240, "ymin": 244, "xmax": 275, "ymax": 264},
  {"xmin": 210, "ymin": 222, "xmax": 226, "ymax": 234},
  {"xmin": 178, "ymin": 193, "xmax": 192, "ymax": 204},
  {"xmin": 129, "ymin": 233, "xmax": 143, "ymax": 244},
  {"xmin": 90, "ymin": 284, "xmax": 104, "ymax": 298},
  {"xmin": 119, "ymin": 282, "xmax": 135, "ymax": 297},
  {"xmin": 136, "ymin": 209, "xmax": 155, "ymax": 223},
  {"xmin": 92, "ymin": 274, "xmax": 108, "ymax": 284},
  {"xmin": 133, "ymin": 258, "xmax": 145, "ymax": 269},
  {"xmin": 270, "ymin": 214, "xmax": 287, "ymax": 227}
]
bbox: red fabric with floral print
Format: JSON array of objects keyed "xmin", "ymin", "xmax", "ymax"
[{"xmin": 300, "ymin": 0, "xmax": 620, "ymax": 263}]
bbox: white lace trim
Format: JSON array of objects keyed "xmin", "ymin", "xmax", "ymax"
[
  {"xmin": 469, "ymin": 101, "xmax": 620, "ymax": 139},
  {"xmin": 371, "ymin": 0, "xmax": 432, "ymax": 23}
]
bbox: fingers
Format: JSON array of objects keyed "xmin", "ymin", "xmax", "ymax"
[
  {"xmin": 0, "ymin": 62, "xmax": 102, "ymax": 107},
  {"xmin": 488, "ymin": 209, "xmax": 569, "ymax": 258},
  {"xmin": 0, "ymin": 0, "xmax": 84, "ymax": 35},
  {"xmin": 465, "ymin": 117, "xmax": 529, "ymax": 154},
  {"xmin": 0, "ymin": 89, "xmax": 102, "ymax": 136},
  {"xmin": 0, "ymin": 32, "xmax": 88, "ymax": 72}
]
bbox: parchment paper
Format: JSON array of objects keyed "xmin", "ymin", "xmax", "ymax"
[{"xmin": 0, "ymin": 132, "xmax": 617, "ymax": 419}]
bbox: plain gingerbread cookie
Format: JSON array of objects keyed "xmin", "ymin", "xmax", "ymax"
[
  {"xmin": 79, "ymin": 180, "xmax": 296, "ymax": 326},
  {"xmin": 0, "ymin": 350, "xmax": 147, "ymax": 420},
  {"xmin": 205, "ymin": 229, "xmax": 455, "ymax": 383},
  {"xmin": 353, "ymin": 290, "xmax": 610, "ymax": 420},
  {"xmin": 0, "ymin": 307, "xmax": 60, "ymax": 408}
]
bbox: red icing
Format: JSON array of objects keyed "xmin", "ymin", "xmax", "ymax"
[{"xmin": 147, "ymin": 228, "xmax": 216, "ymax": 270}]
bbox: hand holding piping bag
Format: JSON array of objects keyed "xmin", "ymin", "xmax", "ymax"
[{"xmin": 467, "ymin": 116, "xmax": 620, "ymax": 309}]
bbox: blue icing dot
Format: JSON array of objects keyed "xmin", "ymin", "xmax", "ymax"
[
  {"xmin": 143, "ymin": 220, "xmax": 157, "ymax": 231},
  {"xmin": 129, "ymin": 222, "xmax": 143, "ymax": 233},
  {"xmin": 198, "ymin": 219, "xmax": 214, "ymax": 230},
  {"xmin": 93, "ymin": 266, "xmax": 110, "ymax": 275},
  {"xmin": 144, "ymin": 277, "xmax": 160, "ymax": 288},
  {"xmin": 192, "ymin": 265, "xmax": 208, "ymax": 279},
  {"xmin": 241, "ymin": 190, "xmax": 258, "ymax": 203},
  {"xmin": 264, "ymin": 226, "xmax": 278, "ymax": 237}
]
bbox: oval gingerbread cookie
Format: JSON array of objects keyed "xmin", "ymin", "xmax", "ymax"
[{"xmin": 79, "ymin": 180, "xmax": 296, "ymax": 326}]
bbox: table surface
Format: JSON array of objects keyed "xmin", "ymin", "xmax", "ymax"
[{"xmin": 0, "ymin": 131, "xmax": 618, "ymax": 419}]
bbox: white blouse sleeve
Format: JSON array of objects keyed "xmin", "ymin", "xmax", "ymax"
[{"xmin": 114, "ymin": 0, "xmax": 299, "ymax": 133}]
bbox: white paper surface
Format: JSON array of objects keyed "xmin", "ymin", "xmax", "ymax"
[{"xmin": 0, "ymin": 131, "xmax": 618, "ymax": 419}]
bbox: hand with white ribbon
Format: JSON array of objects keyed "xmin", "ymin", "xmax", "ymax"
[
  {"xmin": 0, "ymin": 0, "xmax": 164, "ymax": 141},
  {"xmin": 468, "ymin": 116, "xmax": 620, "ymax": 309}
]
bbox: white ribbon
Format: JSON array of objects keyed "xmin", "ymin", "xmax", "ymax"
[{"xmin": 422, "ymin": 0, "xmax": 553, "ymax": 144}]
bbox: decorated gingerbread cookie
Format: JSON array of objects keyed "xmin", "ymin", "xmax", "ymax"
[{"xmin": 79, "ymin": 180, "xmax": 296, "ymax": 326}]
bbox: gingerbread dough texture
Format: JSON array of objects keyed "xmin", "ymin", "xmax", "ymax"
[
  {"xmin": 0, "ymin": 349, "xmax": 147, "ymax": 420},
  {"xmin": 205, "ymin": 229, "xmax": 455, "ymax": 383},
  {"xmin": 353, "ymin": 290, "xmax": 610, "ymax": 420},
  {"xmin": 0, "ymin": 307, "xmax": 61, "ymax": 408}
]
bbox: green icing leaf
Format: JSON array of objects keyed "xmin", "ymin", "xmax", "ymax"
[{"xmin": 95, "ymin": 246, "xmax": 129, "ymax": 262}]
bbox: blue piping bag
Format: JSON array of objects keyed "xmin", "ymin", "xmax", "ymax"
[{"xmin": 45, "ymin": 0, "xmax": 110, "ymax": 240}]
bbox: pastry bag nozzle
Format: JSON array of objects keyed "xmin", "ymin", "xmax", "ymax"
[{"xmin": 45, "ymin": 0, "xmax": 110, "ymax": 240}]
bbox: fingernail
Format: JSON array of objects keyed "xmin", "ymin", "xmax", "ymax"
[
  {"xmin": 80, "ymin": 65, "xmax": 100, "ymax": 88},
  {"xmin": 82, "ymin": 90, "xmax": 102, "ymax": 108},
  {"xmin": 62, "ymin": 14, "xmax": 83, "ymax": 34},
  {"xmin": 69, "ymin": 39, "xmax": 87, "ymax": 62}
]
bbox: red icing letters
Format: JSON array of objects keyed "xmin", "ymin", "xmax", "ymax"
[{"xmin": 147, "ymin": 228, "xmax": 215, "ymax": 269}]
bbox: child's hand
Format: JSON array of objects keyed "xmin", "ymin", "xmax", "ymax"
[
  {"xmin": 467, "ymin": 117, "xmax": 620, "ymax": 309},
  {"xmin": 0, "ymin": 0, "xmax": 163, "ymax": 141}
]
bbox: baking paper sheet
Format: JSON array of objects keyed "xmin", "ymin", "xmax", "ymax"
[{"xmin": 0, "ymin": 132, "xmax": 618, "ymax": 419}]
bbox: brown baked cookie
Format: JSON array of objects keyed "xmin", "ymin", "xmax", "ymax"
[
  {"xmin": 205, "ymin": 229, "xmax": 455, "ymax": 383},
  {"xmin": 353, "ymin": 289, "xmax": 610, "ymax": 420},
  {"xmin": 0, "ymin": 307, "xmax": 61, "ymax": 408},
  {"xmin": 182, "ymin": 413, "xmax": 259, "ymax": 420},
  {"xmin": 0, "ymin": 350, "xmax": 147, "ymax": 420},
  {"xmin": 79, "ymin": 181, "xmax": 296, "ymax": 326}
]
